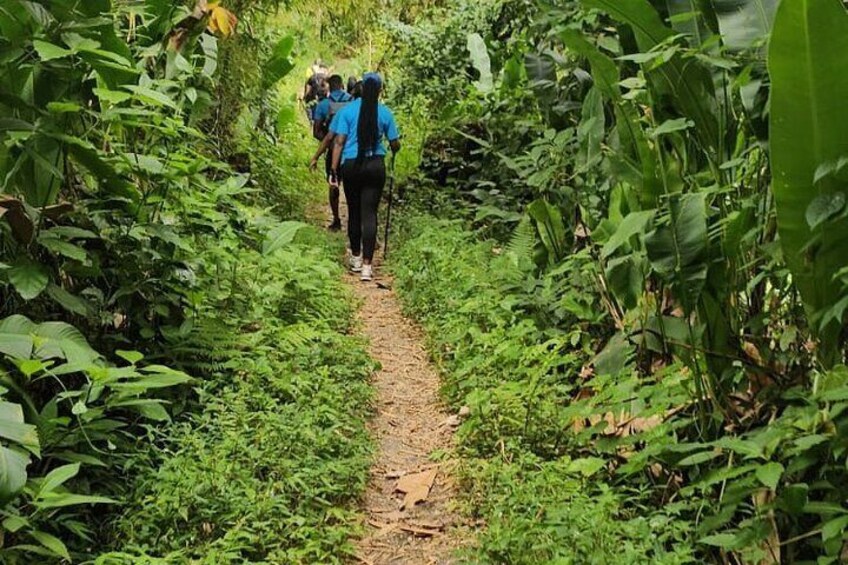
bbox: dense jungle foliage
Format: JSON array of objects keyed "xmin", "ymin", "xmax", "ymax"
[
  {"xmin": 387, "ymin": 0, "xmax": 848, "ymax": 562},
  {"xmin": 0, "ymin": 0, "xmax": 385, "ymax": 562},
  {"xmin": 3, "ymin": 0, "xmax": 848, "ymax": 563}
]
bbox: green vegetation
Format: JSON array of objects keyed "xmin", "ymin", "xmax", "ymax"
[
  {"xmin": 0, "ymin": 1, "xmax": 374, "ymax": 562},
  {"xmin": 4, "ymin": 0, "xmax": 848, "ymax": 562},
  {"xmin": 389, "ymin": 0, "xmax": 848, "ymax": 562}
]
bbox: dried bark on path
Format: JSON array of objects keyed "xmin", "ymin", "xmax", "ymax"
[{"xmin": 347, "ymin": 270, "xmax": 469, "ymax": 565}]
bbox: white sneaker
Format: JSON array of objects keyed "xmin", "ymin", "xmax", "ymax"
[
  {"xmin": 360, "ymin": 264, "xmax": 373, "ymax": 281},
  {"xmin": 349, "ymin": 255, "xmax": 362, "ymax": 272}
]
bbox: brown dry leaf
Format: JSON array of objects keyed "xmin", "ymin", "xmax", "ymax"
[
  {"xmin": 395, "ymin": 469, "xmax": 437, "ymax": 510},
  {"xmin": 649, "ymin": 463, "xmax": 664, "ymax": 479},
  {"xmin": 743, "ymin": 341, "xmax": 764, "ymax": 365},
  {"xmin": 398, "ymin": 523, "xmax": 442, "ymax": 537},
  {"xmin": 627, "ymin": 414, "xmax": 663, "ymax": 434},
  {"xmin": 603, "ymin": 411, "xmax": 617, "ymax": 435},
  {"xmin": 0, "ymin": 196, "xmax": 34, "ymax": 243}
]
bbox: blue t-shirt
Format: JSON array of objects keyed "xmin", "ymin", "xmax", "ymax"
[
  {"xmin": 314, "ymin": 90, "xmax": 353, "ymax": 122},
  {"xmin": 329, "ymin": 99, "xmax": 400, "ymax": 163}
]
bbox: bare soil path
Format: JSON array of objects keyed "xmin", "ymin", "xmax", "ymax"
[{"xmin": 347, "ymin": 267, "xmax": 469, "ymax": 565}]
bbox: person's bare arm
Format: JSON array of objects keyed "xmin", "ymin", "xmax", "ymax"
[
  {"xmin": 332, "ymin": 134, "xmax": 347, "ymax": 175},
  {"xmin": 310, "ymin": 132, "xmax": 335, "ymax": 171},
  {"xmin": 390, "ymin": 139, "xmax": 401, "ymax": 154}
]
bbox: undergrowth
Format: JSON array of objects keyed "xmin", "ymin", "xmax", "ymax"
[
  {"xmin": 97, "ymin": 237, "xmax": 374, "ymax": 564},
  {"xmin": 392, "ymin": 215, "xmax": 698, "ymax": 563}
]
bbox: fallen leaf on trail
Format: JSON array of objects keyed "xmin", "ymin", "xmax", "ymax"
[
  {"xmin": 443, "ymin": 415, "xmax": 461, "ymax": 427},
  {"xmin": 395, "ymin": 469, "xmax": 437, "ymax": 510},
  {"xmin": 399, "ymin": 523, "xmax": 442, "ymax": 537},
  {"xmin": 407, "ymin": 520, "xmax": 444, "ymax": 531}
]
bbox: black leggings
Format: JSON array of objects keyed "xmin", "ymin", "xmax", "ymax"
[{"xmin": 342, "ymin": 157, "xmax": 386, "ymax": 261}]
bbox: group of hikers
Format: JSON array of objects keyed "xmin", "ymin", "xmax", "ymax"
[{"xmin": 301, "ymin": 60, "xmax": 400, "ymax": 282}]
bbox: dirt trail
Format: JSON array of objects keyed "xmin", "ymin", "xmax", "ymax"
[{"xmin": 347, "ymin": 267, "xmax": 469, "ymax": 565}]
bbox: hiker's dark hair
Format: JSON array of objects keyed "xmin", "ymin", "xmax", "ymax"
[
  {"xmin": 352, "ymin": 81, "xmax": 363, "ymax": 99},
  {"xmin": 357, "ymin": 79, "xmax": 380, "ymax": 162},
  {"xmin": 328, "ymin": 74, "xmax": 344, "ymax": 91}
]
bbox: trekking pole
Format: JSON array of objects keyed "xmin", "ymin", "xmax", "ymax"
[{"xmin": 383, "ymin": 152, "xmax": 397, "ymax": 259}]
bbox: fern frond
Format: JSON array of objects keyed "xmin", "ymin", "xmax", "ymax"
[{"xmin": 506, "ymin": 215, "xmax": 536, "ymax": 261}]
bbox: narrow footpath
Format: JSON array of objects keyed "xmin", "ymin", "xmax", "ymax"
[{"xmin": 348, "ymin": 268, "xmax": 468, "ymax": 564}]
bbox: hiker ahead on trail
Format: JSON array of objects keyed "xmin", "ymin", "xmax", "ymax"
[
  {"xmin": 311, "ymin": 75, "xmax": 353, "ymax": 231},
  {"xmin": 330, "ymin": 72, "xmax": 400, "ymax": 282},
  {"xmin": 302, "ymin": 59, "xmax": 329, "ymax": 121}
]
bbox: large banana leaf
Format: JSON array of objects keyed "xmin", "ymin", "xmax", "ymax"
[
  {"xmin": 665, "ymin": 0, "xmax": 712, "ymax": 46},
  {"xmin": 467, "ymin": 33, "xmax": 493, "ymax": 93},
  {"xmin": 710, "ymin": 0, "xmax": 777, "ymax": 50},
  {"xmin": 559, "ymin": 30, "xmax": 662, "ymax": 207},
  {"xmin": 645, "ymin": 193, "xmax": 708, "ymax": 312},
  {"xmin": 769, "ymin": 0, "xmax": 848, "ymax": 362},
  {"xmin": 581, "ymin": 0, "xmax": 719, "ymax": 154}
]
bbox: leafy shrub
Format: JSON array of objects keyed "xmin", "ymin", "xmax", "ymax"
[{"xmin": 99, "ymin": 241, "xmax": 374, "ymax": 564}]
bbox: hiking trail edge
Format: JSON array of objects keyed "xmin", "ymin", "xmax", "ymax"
[{"xmin": 347, "ymin": 267, "xmax": 470, "ymax": 564}]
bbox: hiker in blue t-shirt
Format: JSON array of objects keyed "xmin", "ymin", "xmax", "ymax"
[
  {"xmin": 329, "ymin": 72, "xmax": 401, "ymax": 282},
  {"xmin": 310, "ymin": 75, "xmax": 353, "ymax": 231}
]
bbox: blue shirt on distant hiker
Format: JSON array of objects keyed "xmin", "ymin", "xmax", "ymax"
[
  {"xmin": 314, "ymin": 88, "xmax": 353, "ymax": 123},
  {"xmin": 329, "ymin": 77, "xmax": 399, "ymax": 164}
]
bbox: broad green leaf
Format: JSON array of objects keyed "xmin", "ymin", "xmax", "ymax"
[
  {"xmin": 116, "ymin": 350, "xmax": 143, "ymax": 364},
  {"xmin": 665, "ymin": 0, "xmax": 711, "ymax": 46},
  {"xmin": 30, "ymin": 531, "xmax": 70, "ymax": 560},
  {"xmin": 678, "ymin": 449, "xmax": 721, "ymax": 466},
  {"xmin": 33, "ymin": 492, "xmax": 116, "ymax": 509},
  {"xmin": 467, "ymin": 33, "xmax": 493, "ymax": 93},
  {"xmin": 754, "ymin": 462, "xmax": 784, "ymax": 490},
  {"xmin": 123, "ymin": 85, "xmax": 178, "ymax": 109},
  {"xmin": 650, "ymin": 118, "xmax": 694, "ymax": 138},
  {"xmin": 560, "ymin": 30, "xmax": 620, "ymax": 99},
  {"xmin": 32, "ymin": 40, "xmax": 72, "ymax": 61},
  {"xmin": 712, "ymin": 0, "xmax": 778, "ymax": 50},
  {"xmin": 0, "ymin": 315, "xmax": 35, "ymax": 359},
  {"xmin": 0, "ymin": 401, "xmax": 38, "ymax": 455},
  {"xmin": 263, "ymin": 221, "xmax": 308, "ymax": 255},
  {"xmin": 37, "ymin": 463, "xmax": 79, "ymax": 497},
  {"xmin": 821, "ymin": 515, "xmax": 848, "ymax": 542},
  {"xmin": 577, "ymin": 87, "xmax": 604, "ymax": 170},
  {"xmin": 581, "ymin": 0, "xmax": 719, "ymax": 152},
  {"xmin": 602, "ymin": 210, "xmax": 656, "ymax": 258},
  {"xmin": 37, "ymin": 236, "xmax": 87, "ymax": 262},
  {"xmin": 46, "ymin": 284, "xmax": 91, "ymax": 316},
  {"xmin": 769, "ymin": 0, "xmax": 848, "ymax": 363},
  {"xmin": 0, "ymin": 446, "xmax": 29, "ymax": 502},
  {"xmin": 527, "ymin": 200, "xmax": 568, "ymax": 266},
  {"xmin": 805, "ymin": 192, "xmax": 846, "ymax": 230},
  {"xmin": 2, "ymin": 515, "xmax": 29, "ymax": 533},
  {"xmin": 645, "ymin": 193, "xmax": 708, "ymax": 310},
  {"xmin": 263, "ymin": 36, "xmax": 296, "ymax": 88},
  {"xmin": 566, "ymin": 456, "xmax": 607, "ymax": 477},
  {"xmin": 699, "ymin": 532, "xmax": 740, "ymax": 549},
  {"xmin": 93, "ymin": 88, "xmax": 132, "ymax": 104},
  {"xmin": 32, "ymin": 321, "xmax": 100, "ymax": 366},
  {"xmin": 7, "ymin": 258, "xmax": 48, "ymax": 300}
]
